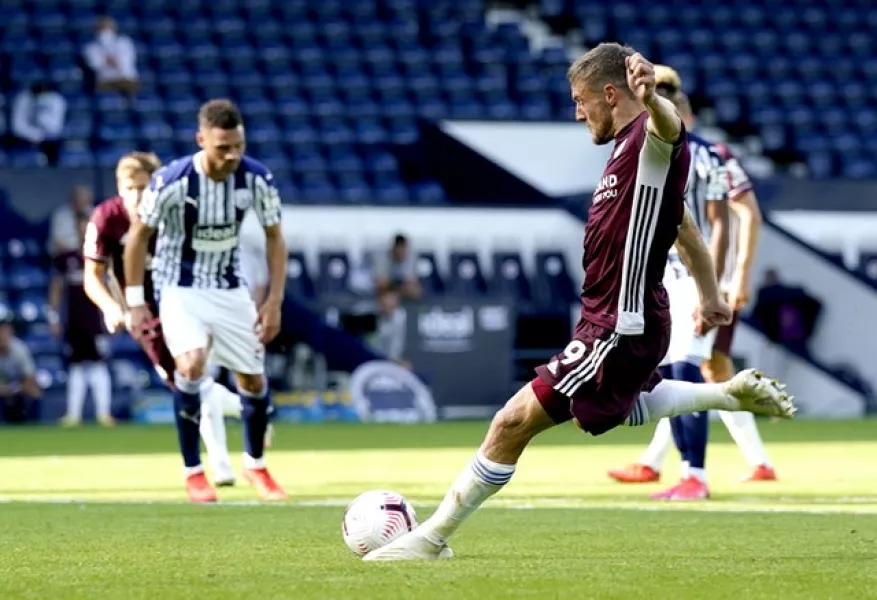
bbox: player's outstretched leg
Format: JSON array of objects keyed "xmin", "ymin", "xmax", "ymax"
[
  {"xmin": 624, "ymin": 368, "xmax": 795, "ymax": 428},
  {"xmin": 173, "ymin": 370, "xmax": 216, "ymax": 503},
  {"xmin": 199, "ymin": 377, "xmax": 236, "ymax": 486},
  {"xmin": 237, "ymin": 374, "xmax": 286, "ymax": 501},
  {"xmin": 651, "ymin": 362, "xmax": 710, "ymax": 501},
  {"xmin": 363, "ymin": 382, "xmax": 556, "ymax": 561}
]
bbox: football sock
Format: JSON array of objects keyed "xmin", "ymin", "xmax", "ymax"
[
  {"xmin": 173, "ymin": 372, "xmax": 203, "ymax": 469},
  {"xmin": 419, "ymin": 451, "xmax": 515, "ymax": 546},
  {"xmin": 718, "ymin": 410, "xmax": 772, "ymax": 468},
  {"xmin": 198, "ymin": 377, "xmax": 232, "ymax": 475},
  {"xmin": 65, "ymin": 363, "xmax": 87, "ymax": 420},
  {"xmin": 240, "ymin": 379, "xmax": 271, "ymax": 463},
  {"xmin": 689, "ymin": 466, "xmax": 707, "ymax": 483},
  {"xmin": 669, "ymin": 361, "xmax": 709, "ymax": 471},
  {"xmin": 625, "ymin": 379, "xmax": 738, "ymax": 426},
  {"xmin": 86, "ymin": 362, "xmax": 112, "ymax": 420},
  {"xmin": 637, "ymin": 417, "xmax": 672, "ymax": 471}
]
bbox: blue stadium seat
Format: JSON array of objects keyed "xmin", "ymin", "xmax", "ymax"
[
  {"xmin": 285, "ymin": 251, "xmax": 315, "ymax": 299},
  {"xmin": 412, "ymin": 252, "xmax": 443, "ymax": 297},
  {"xmin": 4, "ymin": 238, "xmax": 43, "ymax": 266},
  {"xmin": 25, "ymin": 324, "xmax": 61, "ymax": 356},
  {"xmin": 14, "ymin": 293, "xmax": 51, "ymax": 324},
  {"xmin": 490, "ymin": 251, "xmax": 531, "ymax": 301},
  {"xmin": 35, "ymin": 354, "xmax": 66, "ymax": 391},
  {"xmin": 317, "ymin": 250, "xmax": 353, "ymax": 296},
  {"xmin": 533, "ymin": 251, "xmax": 577, "ymax": 310},
  {"xmin": 447, "ymin": 251, "xmax": 488, "ymax": 297}
]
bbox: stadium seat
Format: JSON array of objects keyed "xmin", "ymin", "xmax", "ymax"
[
  {"xmin": 532, "ymin": 251, "xmax": 578, "ymax": 311},
  {"xmin": 286, "ymin": 251, "xmax": 316, "ymax": 300},
  {"xmin": 447, "ymin": 251, "xmax": 488, "ymax": 297},
  {"xmin": 317, "ymin": 250, "xmax": 353, "ymax": 297},
  {"xmin": 35, "ymin": 354, "xmax": 66, "ymax": 391},
  {"xmin": 25, "ymin": 324, "xmax": 61, "ymax": 356},
  {"xmin": 490, "ymin": 251, "xmax": 531, "ymax": 302},
  {"xmin": 414, "ymin": 252, "xmax": 444, "ymax": 297},
  {"xmin": 14, "ymin": 294, "xmax": 51, "ymax": 324}
]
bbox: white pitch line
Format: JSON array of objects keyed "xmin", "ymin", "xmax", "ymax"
[{"xmin": 1, "ymin": 497, "xmax": 876, "ymax": 515}]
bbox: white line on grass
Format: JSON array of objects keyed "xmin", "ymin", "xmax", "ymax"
[{"xmin": 1, "ymin": 496, "xmax": 876, "ymax": 515}]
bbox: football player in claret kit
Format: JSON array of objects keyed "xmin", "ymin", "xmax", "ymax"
[
  {"xmin": 363, "ymin": 44, "xmax": 795, "ymax": 561},
  {"xmin": 83, "ymin": 151, "xmax": 241, "ymax": 493},
  {"xmin": 52, "ymin": 212, "xmax": 114, "ymax": 427},
  {"xmin": 124, "ymin": 100, "xmax": 288, "ymax": 503}
]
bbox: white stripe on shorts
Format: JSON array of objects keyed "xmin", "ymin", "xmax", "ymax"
[{"xmin": 555, "ymin": 333, "xmax": 620, "ymax": 396}]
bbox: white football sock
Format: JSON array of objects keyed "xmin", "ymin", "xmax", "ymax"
[
  {"xmin": 218, "ymin": 386, "xmax": 242, "ymax": 417},
  {"xmin": 243, "ymin": 453, "xmax": 266, "ymax": 469},
  {"xmin": 637, "ymin": 417, "xmax": 673, "ymax": 471},
  {"xmin": 625, "ymin": 379, "xmax": 738, "ymax": 426},
  {"xmin": 680, "ymin": 459, "xmax": 691, "ymax": 479},
  {"xmin": 688, "ymin": 467, "xmax": 707, "ymax": 483},
  {"xmin": 198, "ymin": 378, "xmax": 233, "ymax": 475},
  {"xmin": 718, "ymin": 410, "xmax": 772, "ymax": 468},
  {"xmin": 65, "ymin": 364, "xmax": 87, "ymax": 420},
  {"xmin": 86, "ymin": 362, "xmax": 112, "ymax": 419},
  {"xmin": 418, "ymin": 451, "xmax": 515, "ymax": 546}
]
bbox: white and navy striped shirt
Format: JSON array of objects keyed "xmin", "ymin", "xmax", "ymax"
[
  {"xmin": 665, "ymin": 132, "xmax": 728, "ymax": 280},
  {"xmin": 138, "ymin": 151, "xmax": 281, "ymax": 290}
]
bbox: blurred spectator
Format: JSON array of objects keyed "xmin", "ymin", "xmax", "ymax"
[
  {"xmin": 373, "ymin": 234, "xmax": 422, "ymax": 300},
  {"xmin": 367, "ymin": 288, "xmax": 410, "ymax": 369},
  {"xmin": 752, "ymin": 268, "xmax": 822, "ymax": 356},
  {"xmin": 0, "ymin": 94, "xmax": 6, "ymax": 137},
  {"xmin": 49, "ymin": 185, "xmax": 93, "ymax": 256},
  {"xmin": 0, "ymin": 308, "xmax": 41, "ymax": 423},
  {"xmin": 83, "ymin": 17, "xmax": 139, "ymax": 97},
  {"xmin": 50, "ymin": 214, "xmax": 113, "ymax": 427},
  {"xmin": 10, "ymin": 81, "xmax": 66, "ymax": 167}
]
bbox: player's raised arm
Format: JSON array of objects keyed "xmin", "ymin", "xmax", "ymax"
[
  {"xmin": 626, "ymin": 53, "xmax": 682, "ymax": 144},
  {"xmin": 253, "ymin": 169, "xmax": 286, "ymax": 343}
]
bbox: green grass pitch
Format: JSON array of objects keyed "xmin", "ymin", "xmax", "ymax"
[{"xmin": 1, "ymin": 419, "xmax": 876, "ymax": 599}]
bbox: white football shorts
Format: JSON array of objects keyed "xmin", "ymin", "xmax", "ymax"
[
  {"xmin": 660, "ymin": 270, "xmax": 718, "ymax": 367},
  {"xmin": 159, "ymin": 285, "xmax": 265, "ymax": 375}
]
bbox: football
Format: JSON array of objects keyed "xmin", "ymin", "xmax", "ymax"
[{"xmin": 341, "ymin": 490, "xmax": 418, "ymax": 556}]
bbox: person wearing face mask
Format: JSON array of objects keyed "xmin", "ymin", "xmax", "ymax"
[{"xmin": 82, "ymin": 17, "xmax": 139, "ymax": 96}]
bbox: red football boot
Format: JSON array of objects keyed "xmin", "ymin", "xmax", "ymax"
[
  {"xmin": 743, "ymin": 464, "xmax": 777, "ymax": 482},
  {"xmin": 243, "ymin": 467, "xmax": 287, "ymax": 501},
  {"xmin": 186, "ymin": 472, "xmax": 218, "ymax": 503},
  {"xmin": 608, "ymin": 464, "xmax": 660, "ymax": 483},
  {"xmin": 669, "ymin": 476, "xmax": 710, "ymax": 500}
]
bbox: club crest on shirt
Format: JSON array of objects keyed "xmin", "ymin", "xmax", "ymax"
[{"xmin": 234, "ymin": 189, "xmax": 253, "ymax": 210}]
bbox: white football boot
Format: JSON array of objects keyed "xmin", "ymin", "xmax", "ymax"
[
  {"xmin": 363, "ymin": 531, "xmax": 454, "ymax": 562},
  {"xmin": 722, "ymin": 369, "xmax": 796, "ymax": 419}
]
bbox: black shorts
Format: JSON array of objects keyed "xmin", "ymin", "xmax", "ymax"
[{"xmin": 64, "ymin": 329, "xmax": 109, "ymax": 364}]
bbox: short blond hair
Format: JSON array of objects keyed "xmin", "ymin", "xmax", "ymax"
[
  {"xmin": 567, "ymin": 42, "xmax": 636, "ymax": 96},
  {"xmin": 116, "ymin": 152, "xmax": 161, "ymax": 178}
]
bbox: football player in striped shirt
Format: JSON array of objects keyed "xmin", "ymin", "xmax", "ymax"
[
  {"xmin": 124, "ymin": 100, "xmax": 287, "ymax": 503},
  {"xmin": 608, "ymin": 66, "xmax": 777, "ymax": 495},
  {"xmin": 83, "ymin": 151, "xmax": 242, "ymax": 489}
]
